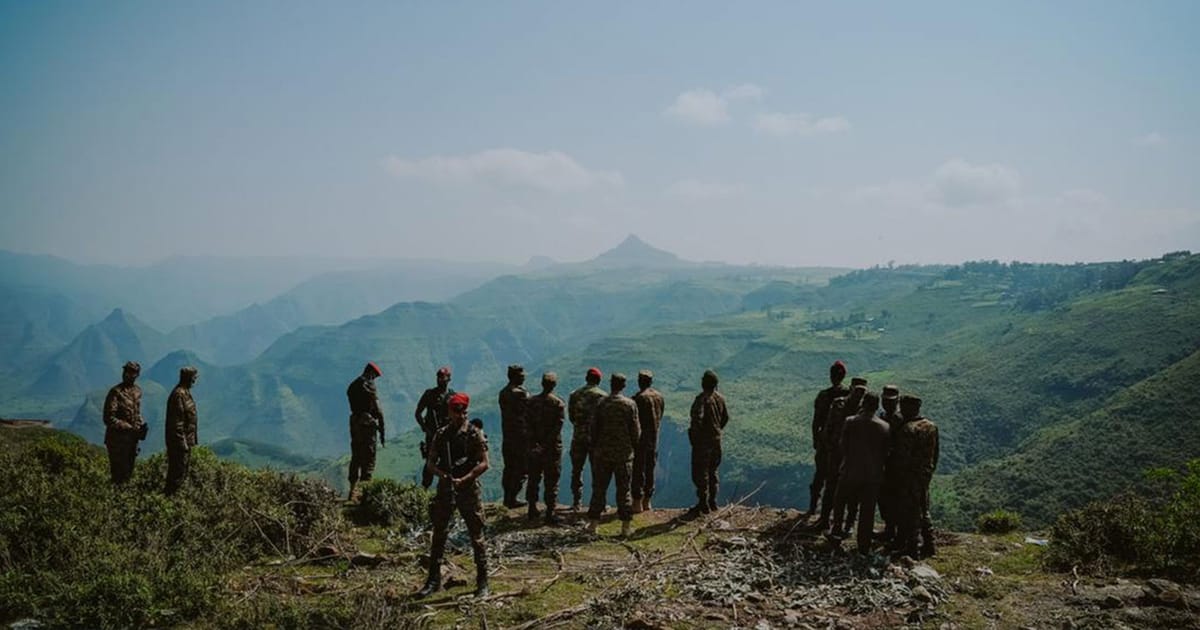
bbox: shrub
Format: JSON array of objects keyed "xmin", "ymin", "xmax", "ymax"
[
  {"xmin": 976, "ymin": 509, "xmax": 1022, "ymax": 534},
  {"xmin": 351, "ymin": 478, "xmax": 431, "ymax": 528}
]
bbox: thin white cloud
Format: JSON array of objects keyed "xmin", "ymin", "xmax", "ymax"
[
  {"xmin": 931, "ymin": 159, "xmax": 1021, "ymax": 207},
  {"xmin": 665, "ymin": 179, "xmax": 742, "ymax": 200},
  {"xmin": 383, "ymin": 149, "xmax": 624, "ymax": 192},
  {"xmin": 664, "ymin": 83, "xmax": 764, "ymax": 125},
  {"xmin": 754, "ymin": 112, "xmax": 851, "ymax": 137},
  {"xmin": 1134, "ymin": 131, "xmax": 1167, "ymax": 147}
]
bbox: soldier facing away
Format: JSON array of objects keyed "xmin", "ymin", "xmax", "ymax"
[
  {"xmin": 164, "ymin": 366, "xmax": 199, "ymax": 495},
  {"xmin": 814, "ymin": 378, "xmax": 867, "ymax": 530},
  {"xmin": 526, "ymin": 372, "xmax": 566, "ymax": 525},
  {"xmin": 688, "ymin": 369, "xmax": 730, "ymax": 515},
  {"xmin": 347, "ymin": 362, "xmax": 385, "ymax": 502},
  {"xmin": 103, "ymin": 361, "xmax": 146, "ymax": 484},
  {"xmin": 631, "ymin": 369, "xmax": 665, "ymax": 514},
  {"xmin": 414, "ymin": 366, "xmax": 456, "ymax": 488},
  {"xmin": 891, "ymin": 394, "xmax": 940, "ymax": 559},
  {"xmin": 498, "ymin": 364, "xmax": 530, "ymax": 508},
  {"xmin": 808, "ymin": 360, "xmax": 849, "ymax": 515},
  {"xmin": 829, "ymin": 392, "xmax": 890, "ymax": 554},
  {"xmin": 876, "ymin": 384, "xmax": 903, "ymax": 541},
  {"xmin": 417, "ymin": 392, "xmax": 491, "ymax": 598},
  {"xmin": 587, "ymin": 372, "xmax": 641, "ymax": 537},
  {"xmin": 567, "ymin": 367, "xmax": 606, "ymax": 510}
]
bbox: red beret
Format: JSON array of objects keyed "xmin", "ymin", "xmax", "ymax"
[
  {"xmin": 587, "ymin": 367, "xmax": 602, "ymax": 379},
  {"xmin": 436, "ymin": 366, "xmax": 451, "ymax": 377},
  {"xmin": 366, "ymin": 361, "xmax": 382, "ymax": 376},
  {"xmin": 448, "ymin": 392, "xmax": 470, "ymax": 409},
  {"xmin": 831, "ymin": 360, "xmax": 847, "ymax": 374}
]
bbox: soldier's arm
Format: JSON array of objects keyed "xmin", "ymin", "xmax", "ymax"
[
  {"xmin": 811, "ymin": 393, "xmax": 825, "ymax": 445},
  {"xmin": 720, "ymin": 399, "xmax": 730, "ymax": 429},
  {"xmin": 628, "ymin": 403, "xmax": 641, "ymax": 445},
  {"xmin": 414, "ymin": 392, "xmax": 429, "ymax": 432},
  {"xmin": 457, "ymin": 432, "xmax": 490, "ymax": 486},
  {"xmin": 103, "ymin": 388, "xmax": 131, "ymax": 430},
  {"xmin": 167, "ymin": 391, "xmax": 189, "ymax": 448},
  {"xmin": 133, "ymin": 387, "xmax": 144, "ymax": 425},
  {"xmin": 932, "ymin": 426, "xmax": 940, "ymax": 473}
]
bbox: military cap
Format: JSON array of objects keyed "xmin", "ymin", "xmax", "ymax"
[
  {"xmin": 365, "ymin": 361, "xmax": 382, "ymax": 377},
  {"xmin": 850, "ymin": 384, "xmax": 868, "ymax": 397},
  {"xmin": 850, "ymin": 377, "xmax": 868, "ymax": 387},
  {"xmin": 448, "ymin": 392, "xmax": 470, "ymax": 410},
  {"xmin": 638, "ymin": 369, "xmax": 653, "ymax": 379},
  {"xmin": 542, "ymin": 371, "xmax": 558, "ymax": 383},
  {"xmin": 436, "ymin": 365, "xmax": 452, "ymax": 377},
  {"xmin": 586, "ymin": 367, "xmax": 602, "ymax": 379},
  {"xmin": 507, "ymin": 364, "xmax": 525, "ymax": 377},
  {"xmin": 122, "ymin": 361, "xmax": 141, "ymax": 373},
  {"xmin": 179, "ymin": 366, "xmax": 198, "ymax": 378},
  {"xmin": 610, "ymin": 372, "xmax": 628, "ymax": 386},
  {"xmin": 881, "ymin": 385, "xmax": 900, "ymax": 401},
  {"xmin": 702, "ymin": 369, "xmax": 719, "ymax": 385},
  {"xmin": 899, "ymin": 394, "xmax": 922, "ymax": 407}
]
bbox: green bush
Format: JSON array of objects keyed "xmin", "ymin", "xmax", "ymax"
[
  {"xmin": 975, "ymin": 509, "xmax": 1022, "ymax": 534},
  {"xmin": 351, "ymin": 478, "xmax": 431, "ymax": 528}
]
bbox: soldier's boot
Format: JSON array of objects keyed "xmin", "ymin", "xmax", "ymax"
[
  {"xmin": 571, "ymin": 498, "xmax": 582, "ymax": 512},
  {"xmin": 473, "ymin": 550, "xmax": 490, "ymax": 598},
  {"xmin": 415, "ymin": 559, "xmax": 441, "ymax": 599},
  {"xmin": 545, "ymin": 512, "xmax": 562, "ymax": 526},
  {"xmin": 347, "ymin": 482, "xmax": 360, "ymax": 503},
  {"xmin": 707, "ymin": 498, "xmax": 719, "ymax": 513},
  {"xmin": 631, "ymin": 497, "xmax": 643, "ymax": 514},
  {"xmin": 584, "ymin": 518, "xmax": 599, "ymax": 534},
  {"xmin": 643, "ymin": 497, "xmax": 652, "ymax": 512},
  {"xmin": 920, "ymin": 525, "xmax": 937, "ymax": 558},
  {"xmin": 620, "ymin": 520, "xmax": 633, "ymax": 538},
  {"xmin": 876, "ymin": 524, "xmax": 896, "ymax": 541},
  {"xmin": 503, "ymin": 495, "xmax": 527, "ymax": 509},
  {"xmin": 806, "ymin": 491, "xmax": 819, "ymax": 517},
  {"xmin": 527, "ymin": 504, "xmax": 541, "ymax": 521}
]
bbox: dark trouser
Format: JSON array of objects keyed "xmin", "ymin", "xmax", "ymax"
[
  {"xmin": 165, "ymin": 445, "xmax": 190, "ymax": 494},
  {"xmin": 896, "ymin": 475, "xmax": 934, "ymax": 556},
  {"xmin": 808, "ymin": 447, "xmax": 826, "ymax": 512},
  {"xmin": 106, "ymin": 438, "xmax": 138, "ymax": 484},
  {"xmin": 348, "ymin": 419, "xmax": 377, "ymax": 485},
  {"xmin": 569, "ymin": 437, "xmax": 590, "ymax": 505},
  {"xmin": 878, "ymin": 476, "xmax": 900, "ymax": 535},
  {"xmin": 588, "ymin": 457, "xmax": 633, "ymax": 521},
  {"xmin": 690, "ymin": 436, "xmax": 722, "ymax": 507},
  {"xmin": 429, "ymin": 480, "xmax": 487, "ymax": 568},
  {"xmin": 833, "ymin": 479, "xmax": 880, "ymax": 553},
  {"xmin": 818, "ymin": 452, "xmax": 842, "ymax": 523},
  {"xmin": 526, "ymin": 445, "xmax": 562, "ymax": 510},
  {"xmin": 501, "ymin": 440, "xmax": 527, "ymax": 503},
  {"xmin": 631, "ymin": 432, "xmax": 658, "ymax": 502}
]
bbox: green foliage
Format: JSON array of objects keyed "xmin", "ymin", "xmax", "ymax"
[
  {"xmin": 351, "ymin": 478, "xmax": 431, "ymax": 528},
  {"xmin": 0, "ymin": 430, "xmax": 344, "ymax": 628},
  {"xmin": 976, "ymin": 509, "xmax": 1022, "ymax": 534}
]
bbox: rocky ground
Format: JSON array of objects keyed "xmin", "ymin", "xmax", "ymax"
[{"xmin": 225, "ymin": 501, "xmax": 1200, "ymax": 629}]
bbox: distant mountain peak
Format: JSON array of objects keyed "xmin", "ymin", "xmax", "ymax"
[{"xmin": 591, "ymin": 234, "xmax": 684, "ymax": 267}]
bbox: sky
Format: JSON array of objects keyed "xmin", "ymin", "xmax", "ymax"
[{"xmin": 1, "ymin": 1, "xmax": 1198, "ymax": 268}]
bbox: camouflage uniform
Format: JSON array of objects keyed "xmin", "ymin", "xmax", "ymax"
[
  {"xmin": 526, "ymin": 390, "xmax": 566, "ymax": 513},
  {"xmin": 832, "ymin": 400, "xmax": 890, "ymax": 553},
  {"xmin": 588, "ymin": 389, "xmax": 641, "ymax": 522},
  {"xmin": 415, "ymin": 385, "xmax": 455, "ymax": 487},
  {"xmin": 568, "ymin": 383, "xmax": 606, "ymax": 507},
  {"xmin": 892, "ymin": 409, "xmax": 939, "ymax": 558},
  {"xmin": 631, "ymin": 383, "xmax": 665, "ymax": 506},
  {"xmin": 347, "ymin": 375, "xmax": 384, "ymax": 486},
  {"xmin": 427, "ymin": 422, "xmax": 489, "ymax": 585},
  {"xmin": 498, "ymin": 378, "xmax": 530, "ymax": 505},
  {"xmin": 103, "ymin": 379, "xmax": 144, "ymax": 484},
  {"xmin": 808, "ymin": 382, "xmax": 850, "ymax": 513},
  {"xmin": 689, "ymin": 385, "xmax": 729, "ymax": 512},
  {"xmin": 164, "ymin": 378, "xmax": 198, "ymax": 495}
]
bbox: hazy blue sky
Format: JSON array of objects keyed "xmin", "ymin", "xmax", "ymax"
[{"xmin": 2, "ymin": 1, "xmax": 1197, "ymax": 267}]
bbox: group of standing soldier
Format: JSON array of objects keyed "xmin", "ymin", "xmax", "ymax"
[
  {"xmin": 102, "ymin": 361, "xmax": 199, "ymax": 495},
  {"xmin": 807, "ymin": 360, "xmax": 940, "ymax": 559}
]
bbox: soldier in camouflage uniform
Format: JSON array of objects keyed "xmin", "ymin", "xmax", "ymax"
[
  {"xmin": 688, "ymin": 369, "xmax": 730, "ymax": 515},
  {"xmin": 876, "ymin": 385, "xmax": 903, "ymax": 541},
  {"xmin": 417, "ymin": 393, "xmax": 492, "ymax": 599},
  {"xmin": 814, "ymin": 379, "xmax": 867, "ymax": 530},
  {"xmin": 103, "ymin": 361, "xmax": 146, "ymax": 484},
  {"xmin": 414, "ymin": 366, "xmax": 456, "ymax": 488},
  {"xmin": 587, "ymin": 373, "xmax": 641, "ymax": 537},
  {"xmin": 347, "ymin": 362, "xmax": 385, "ymax": 502},
  {"xmin": 164, "ymin": 366, "xmax": 199, "ymax": 495},
  {"xmin": 891, "ymin": 394, "xmax": 940, "ymax": 559},
  {"xmin": 807, "ymin": 361, "xmax": 849, "ymax": 516},
  {"xmin": 568, "ymin": 367, "xmax": 606, "ymax": 510},
  {"xmin": 526, "ymin": 372, "xmax": 566, "ymax": 524},
  {"xmin": 631, "ymin": 369, "xmax": 665, "ymax": 514},
  {"xmin": 829, "ymin": 392, "xmax": 890, "ymax": 554},
  {"xmin": 498, "ymin": 364, "xmax": 530, "ymax": 508}
]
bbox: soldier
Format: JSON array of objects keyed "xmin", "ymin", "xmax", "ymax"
[
  {"xmin": 814, "ymin": 379, "xmax": 867, "ymax": 530},
  {"xmin": 347, "ymin": 362, "xmax": 385, "ymax": 502},
  {"xmin": 498, "ymin": 364, "xmax": 530, "ymax": 508},
  {"xmin": 526, "ymin": 372, "xmax": 566, "ymax": 525},
  {"xmin": 103, "ymin": 361, "xmax": 146, "ymax": 484},
  {"xmin": 414, "ymin": 366, "xmax": 456, "ymax": 488},
  {"xmin": 876, "ymin": 385, "xmax": 903, "ymax": 541},
  {"xmin": 829, "ymin": 392, "xmax": 890, "ymax": 554},
  {"xmin": 164, "ymin": 366, "xmax": 199, "ymax": 495},
  {"xmin": 807, "ymin": 361, "xmax": 849, "ymax": 516},
  {"xmin": 416, "ymin": 393, "xmax": 491, "ymax": 599},
  {"xmin": 587, "ymin": 373, "xmax": 641, "ymax": 537},
  {"xmin": 631, "ymin": 369, "xmax": 665, "ymax": 514},
  {"xmin": 892, "ymin": 394, "xmax": 940, "ymax": 559},
  {"xmin": 688, "ymin": 369, "xmax": 730, "ymax": 515},
  {"xmin": 567, "ymin": 367, "xmax": 606, "ymax": 511}
]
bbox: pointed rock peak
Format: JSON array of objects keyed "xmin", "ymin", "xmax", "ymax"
[
  {"xmin": 592, "ymin": 234, "xmax": 682, "ymax": 266},
  {"xmin": 104, "ymin": 308, "xmax": 128, "ymax": 323}
]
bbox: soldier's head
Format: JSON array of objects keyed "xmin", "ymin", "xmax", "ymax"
[
  {"xmin": 881, "ymin": 385, "xmax": 900, "ymax": 414},
  {"xmin": 470, "ymin": 417, "xmax": 484, "ymax": 431},
  {"xmin": 436, "ymin": 366, "xmax": 452, "ymax": 388},
  {"xmin": 610, "ymin": 372, "xmax": 627, "ymax": 394},
  {"xmin": 701, "ymin": 369, "xmax": 719, "ymax": 392},
  {"xmin": 121, "ymin": 361, "xmax": 140, "ymax": 385},
  {"xmin": 179, "ymin": 366, "xmax": 199, "ymax": 388},
  {"xmin": 541, "ymin": 371, "xmax": 558, "ymax": 394},
  {"xmin": 846, "ymin": 384, "xmax": 867, "ymax": 412},
  {"xmin": 585, "ymin": 367, "xmax": 602, "ymax": 386},
  {"xmin": 850, "ymin": 376, "xmax": 868, "ymax": 389},
  {"xmin": 899, "ymin": 394, "xmax": 923, "ymax": 420},
  {"xmin": 859, "ymin": 392, "xmax": 880, "ymax": 416},
  {"xmin": 637, "ymin": 369, "xmax": 653, "ymax": 391},
  {"xmin": 507, "ymin": 364, "xmax": 525, "ymax": 386},
  {"xmin": 363, "ymin": 362, "xmax": 382, "ymax": 381},
  {"xmin": 829, "ymin": 360, "xmax": 847, "ymax": 385},
  {"xmin": 448, "ymin": 392, "xmax": 470, "ymax": 427}
]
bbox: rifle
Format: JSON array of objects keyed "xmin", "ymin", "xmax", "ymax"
[{"xmin": 445, "ymin": 430, "xmax": 456, "ymax": 503}]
